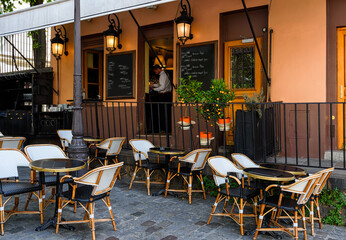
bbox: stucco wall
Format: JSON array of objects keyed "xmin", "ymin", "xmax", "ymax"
[{"xmin": 53, "ymin": 0, "xmax": 327, "ymax": 104}]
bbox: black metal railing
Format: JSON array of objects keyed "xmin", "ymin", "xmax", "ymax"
[{"xmin": 82, "ymin": 101, "xmax": 346, "ymax": 170}]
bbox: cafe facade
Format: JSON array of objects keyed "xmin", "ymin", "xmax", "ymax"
[{"xmin": 0, "ymin": 0, "xmax": 346, "ymax": 162}]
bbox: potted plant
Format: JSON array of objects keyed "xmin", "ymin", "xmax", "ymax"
[
  {"xmin": 199, "ymin": 79, "xmax": 235, "ymax": 132},
  {"xmin": 234, "ymin": 89, "xmax": 275, "ymax": 161},
  {"xmin": 176, "ymin": 76, "xmax": 203, "ymax": 130}
]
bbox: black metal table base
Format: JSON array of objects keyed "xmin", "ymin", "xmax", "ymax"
[
  {"xmin": 245, "ymin": 217, "xmax": 282, "ymax": 239},
  {"xmin": 152, "ymin": 188, "xmax": 178, "ymax": 197},
  {"xmin": 35, "ymin": 217, "xmax": 75, "ymax": 231}
]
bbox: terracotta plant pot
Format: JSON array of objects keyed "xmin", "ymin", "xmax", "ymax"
[
  {"xmin": 200, "ymin": 131, "xmax": 212, "ymax": 139},
  {"xmin": 218, "ymin": 118, "xmax": 231, "ymax": 124},
  {"xmin": 180, "ymin": 116, "xmax": 191, "ymax": 123}
]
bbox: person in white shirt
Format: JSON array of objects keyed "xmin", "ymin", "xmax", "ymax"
[{"xmin": 150, "ymin": 65, "xmax": 172, "ymax": 94}]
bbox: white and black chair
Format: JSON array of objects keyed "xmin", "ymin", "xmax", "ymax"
[
  {"xmin": 0, "ymin": 137, "xmax": 26, "ymax": 150},
  {"xmin": 89, "ymin": 137, "xmax": 125, "ymax": 168},
  {"xmin": 56, "ymin": 162, "xmax": 123, "ymax": 240},
  {"xmin": 207, "ymin": 156, "xmax": 259, "ymax": 235},
  {"xmin": 0, "ymin": 149, "xmax": 43, "ymax": 235},
  {"xmin": 165, "ymin": 148, "xmax": 212, "ymax": 204},
  {"xmin": 129, "ymin": 139, "xmax": 165, "ymax": 195},
  {"xmin": 254, "ymin": 173, "xmax": 321, "ymax": 240},
  {"xmin": 24, "ymin": 144, "xmax": 69, "ymax": 209},
  {"xmin": 57, "ymin": 129, "xmax": 73, "ymax": 152}
]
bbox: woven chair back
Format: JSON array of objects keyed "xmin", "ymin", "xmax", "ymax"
[
  {"xmin": 0, "ymin": 137, "xmax": 26, "ymax": 149},
  {"xmin": 208, "ymin": 156, "xmax": 243, "ymax": 186},
  {"xmin": 57, "ymin": 129, "xmax": 73, "ymax": 148},
  {"xmin": 129, "ymin": 139, "xmax": 154, "ymax": 161},
  {"xmin": 0, "ymin": 149, "xmax": 30, "ymax": 178},
  {"xmin": 98, "ymin": 137, "xmax": 125, "ymax": 156},
  {"xmin": 74, "ymin": 162, "xmax": 123, "ymax": 196},
  {"xmin": 313, "ymin": 167, "xmax": 334, "ymax": 195},
  {"xmin": 231, "ymin": 153, "xmax": 259, "ymax": 169},
  {"xmin": 282, "ymin": 173, "xmax": 321, "ymax": 205},
  {"xmin": 25, "ymin": 144, "xmax": 67, "ymax": 161},
  {"xmin": 181, "ymin": 149, "xmax": 212, "ymax": 171}
]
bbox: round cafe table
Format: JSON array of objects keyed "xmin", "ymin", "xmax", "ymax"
[
  {"xmin": 260, "ymin": 163, "xmax": 305, "ymax": 176},
  {"xmin": 30, "ymin": 158, "xmax": 85, "ymax": 231},
  {"xmin": 149, "ymin": 147, "xmax": 185, "ymax": 196}
]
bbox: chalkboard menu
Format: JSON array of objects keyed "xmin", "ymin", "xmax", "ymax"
[
  {"xmin": 106, "ymin": 51, "xmax": 135, "ymax": 99},
  {"xmin": 180, "ymin": 42, "xmax": 217, "ymax": 90}
]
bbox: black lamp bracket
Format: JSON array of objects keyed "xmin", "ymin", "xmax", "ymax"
[
  {"xmin": 180, "ymin": 0, "xmax": 192, "ymax": 17},
  {"xmin": 107, "ymin": 14, "xmax": 122, "ymax": 49},
  {"xmin": 54, "ymin": 25, "xmax": 69, "ymax": 56}
]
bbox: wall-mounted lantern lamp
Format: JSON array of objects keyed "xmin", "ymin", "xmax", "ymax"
[
  {"xmin": 104, "ymin": 14, "xmax": 122, "ymax": 53},
  {"xmin": 51, "ymin": 25, "xmax": 68, "ymax": 60},
  {"xmin": 175, "ymin": 0, "xmax": 193, "ymax": 45}
]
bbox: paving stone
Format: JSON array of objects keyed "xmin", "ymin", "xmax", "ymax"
[
  {"xmin": 160, "ymin": 235, "xmax": 178, "ymax": 240},
  {"xmin": 145, "ymin": 226, "xmax": 163, "ymax": 233},
  {"xmin": 141, "ymin": 220, "xmax": 156, "ymax": 226},
  {"xmin": 131, "ymin": 211, "xmax": 145, "ymax": 217},
  {"xmin": 195, "ymin": 220, "xmax": 206, "ymax": 226}
]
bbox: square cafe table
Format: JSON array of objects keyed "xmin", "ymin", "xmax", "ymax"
[{"xmin": 30, "ymin": 158, "xmax": 85, "ymax": 231}]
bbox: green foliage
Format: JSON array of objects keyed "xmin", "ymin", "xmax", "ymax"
[
  {"xmin": 201, "ymin": 175, "xmax": 239, "ymax": 197},
  {"xmin": 319, "ymin": 188, "xmax": 346, "ymax": 226},
  {"xmin": 199, "ymin": 79, "xmax": 235, "ymax": 121},
  {"xmin": 243, "ymin": 88, "xmax": 265, "ymax": 118},
  {"xmin": 176, "ymin": 76, "xmax": 203, "ymax": 104},
  {"xmin": 1, "ymin": 0, "xmax": 53, "ymax": 14}
]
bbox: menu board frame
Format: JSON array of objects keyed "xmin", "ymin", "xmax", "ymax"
[
  {"xmin": 105, "ymin": 50, "xmax": 136, "ymax": 100},
  {"xmin": 177, "ymin": 41, "xmax": 218, "ymax": 89}
]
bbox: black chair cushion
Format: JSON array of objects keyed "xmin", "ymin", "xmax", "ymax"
[
  {"xmin": 62, "ymin": 185, "xmax": 107, "ymax": 203},
  {"xmin": 1, "ymin": 182, "xmax": 42, "ymax": 197},
  {"xmin": 136, "ymin": 161, "xmax": 164, "ymax": 170},
  {"xmin": 262, "ymin": 195, "xmax": 300, "ymax": 211},
  {"xmin": 168, "ymin": 167, "xmax": 201, "ymax": 176},
  {"xmin": 220, "ymin": 187, "xmax": 260, "ymax": 201}
]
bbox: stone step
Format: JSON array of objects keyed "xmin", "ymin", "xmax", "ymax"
[{"xmin": 324, "ymin": 150, "xmax": 346, "ymax": 162}]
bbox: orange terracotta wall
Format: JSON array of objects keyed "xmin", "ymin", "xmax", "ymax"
[
  {"xmin": 269, "ymin": 0, "xmax": 327, "ymax": 102},
  {"xmin": 53, "ymin": 0, "xmax": 327, "ymax": 104}
]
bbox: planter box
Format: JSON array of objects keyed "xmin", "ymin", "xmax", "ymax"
[{"xmin": 234, "ymin": 108, "xmax": 275, "ymax": 161}]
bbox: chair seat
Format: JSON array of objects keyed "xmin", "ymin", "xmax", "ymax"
[
  {"xmin": 1, "ymin": 182, "xmax": 41, "ymax": 197},
  {"xmin": 136, "ymin": 161, "xmax": 164, "ymax": 170},
  {"xmin": 168, "ymin": 167, "xmax": 200, "ymax": 176},
  {"xmin": 262, "ymin": 195, "xmax": 300, "ymax": 211},
  {"xmin": 62, "ymin": 185, "xmax": 108, "ymax": 203},
  {"xmin": 220, "ymin": 187, "xmax": 260, "ymax": 201}
]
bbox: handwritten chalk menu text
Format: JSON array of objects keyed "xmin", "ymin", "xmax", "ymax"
[
  {"xmin": 180, "ymin": 43, "xmax": 216, "ymax": 90},
  {"xmin": 106, "ymin": 52, "xmax": 135, "ymax": 99}
]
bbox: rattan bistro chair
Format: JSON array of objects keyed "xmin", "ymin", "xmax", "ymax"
[
  {"xmin": 57, "ymin": 129, "xmax": 73, "ymax": 152},
  {"xmin": 0, "ymin": 137, "xmax": 26, "ymax": 150},
  {"xmin": 89, "ymin": 137, "xmax": 125, "ymax": 168},
  {"xmin": 207, "ymin": 156, "xmax": 259, "ymax": 235},
  {"xmin": 0, "ymin": 149, "xmax": 43, "ymax": 236},
  {"xmin": 129, "ymin": 139, "xmax": 165, "ymax": 195},
  {"xmin": 305, "ymin": 167, "xmax": 334, "ymax": 236},
  {"xmin": 164, "ymin": 149, "xmax": 212, "ymax": 204},
  {"xmin": 254, "ymin": 173, "xmax": 321, "ymax": 240},
  {"xmin": 56, "ymin": 163, "xmax": 123, "ymax": 240},
  {"xmin": 24, "ymin": 144, "xmax": 69, "ymax": 209}
]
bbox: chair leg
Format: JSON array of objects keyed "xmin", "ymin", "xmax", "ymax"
[
  {"xmin": 24, "ymin": 192, "xmax": 33, "ymax": 210},
  {"xmin": 253, "ymin": 204, "xmax": 266, "ymax": 240},
  {"xmin": 115, "ymin": 157, "xmax": 121, "ymax": 180},
  {"xmin": 74, "ymin": 201, "xmax": 77, "ymax": 213},
  {"xmin": 253, "ymin": 197, "xmax": 258, "ymax": 225},
  {"xmin": 239, "ymin": 198, "xmax": 244, "ymax": 236},
  {"xmin": 56, "ymin": 197, "xmax": 63, "ymax": 234},
  {"xmin": 129, "ymin": 166, "xmax": 138, "ymax": 190},
  {"xmin": 89, "ymin": 203, "xmax": 96, "ymax": 240},
  {"xmin": 106, "ymin": 196, "xmax": 116, "ymax": 231},
  {"xmin": 0, "ymin": 195, "xmax": 4, "ymax": 236},
  {"xmin": 315, "ymin": 198, "xmax": 322, "ymax": 229},
  {"xmin": 39, "ymin": 190, "xmax": 44, "ymax": 224},
  {"xmin": 188, "ymin": 175, "xmax": 193, "ymax": 204},
  {"xmin": 301, "ymin": 207, "xmax": 307, "ymax": 240},
  {"xmin": 294, "ymin": 210, "xmax": 299, "ymax": 240},
  {"xmin": 207, "ymin": 193, "xmax": 220, "ymax": 224},
  {"xmin": 310, "ymin": 199, "xmax": 315, "ymax": 236},
  {"xmin": 84, "ymin": 203, "xmax": 90, "ymax": 220},
  {"xmin": 200, "ymin": 174, "xmax": 206, "ymax": 200},
  {"xmin": 146, "ymin": 169, "xmax": 151, "ymax": 196},
  {"xmin": 165, "ymin": 172, "xmax": 171, "ymax": 198}
]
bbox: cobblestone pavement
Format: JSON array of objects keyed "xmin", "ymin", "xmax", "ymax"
[{"xmin": 2, "ymin": 175, "xmax": 346, "ymax": 240}]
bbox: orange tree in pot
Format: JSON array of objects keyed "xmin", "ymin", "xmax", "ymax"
[{"xmin": 176, "ymin": 76, "xmax": 203, "ymax": 124}]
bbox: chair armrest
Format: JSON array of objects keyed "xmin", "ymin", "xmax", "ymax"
[
  {"xmin": 60, "ymin": 175, "xmax": 74, "ymax": 184},
  {"xmin": 265, "ymin": 184, "xmax": 279, "ymax": 192},
  {"xmin": 227, "ymin": 175, "xmax": 241, "ymax": 185},
  {"xmin": 74, "ymin": 180, "xmax": 98, "ymax": 186}
]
